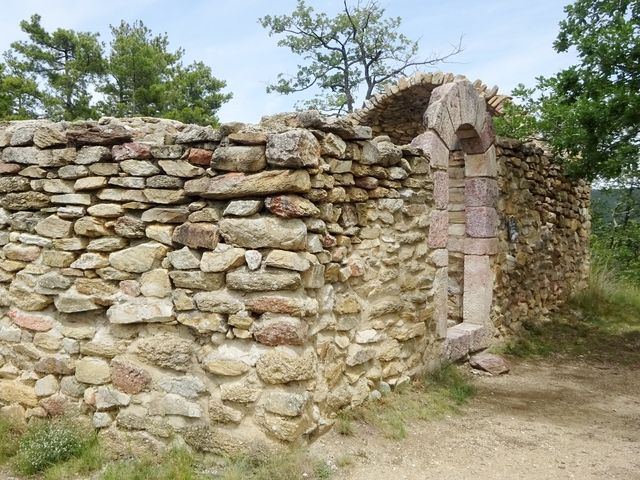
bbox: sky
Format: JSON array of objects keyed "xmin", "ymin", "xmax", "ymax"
[{"xmin": 0, "ymin": 0, "xmax": 577, "ymax": 124}]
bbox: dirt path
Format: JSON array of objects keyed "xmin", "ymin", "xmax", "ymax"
[{"xmin": 311, "ymin": 358, "xmax": 640, "ymax": 480}]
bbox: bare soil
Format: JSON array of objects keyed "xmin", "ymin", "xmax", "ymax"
[{"xmin": 311, "ymin": 357, "xmax": 640, "ymax": 480}]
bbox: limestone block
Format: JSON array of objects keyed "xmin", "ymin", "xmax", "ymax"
[
  {"xmin": 8, "ymin": 309, "xmax": 54, "ymax": 331},
  {"xmin": 54, "ymin": 289, "xmax": 100, "ymax": 313},
  {"xmin": 266, "ymin": 129, "xmax": 320, "ymax": 168},
  {"xmin": 256, "ymin": 348, "xmax": 316, "ymax": 384},
  {"xmin": 157, "ymin": 160, "xmax": 204, "ymax": 178},
  {"xmin": 75, "ymin": 146, "xmax": 111, "ymax": 164},
  {"xmin": 94, "ymin": 386, "xmax": 130, "ymax": 410},
  {"xmin": 0, "ymin": 380, "xmax": 37, "ymax": 406},
  {"xmin": 194, "ymin": 290, "xmax": 244, "ymax": 314},
  {"xmin": 140, "ymin": 269, "xmax": 171, "ymax": 298},
  {"xmin": 169, "ymin": 271, "xmax": 224, "ymax": 290},
  {"xmin": 109, "ymin": 242, "xmax": 167, "ymax": 273},
  {"xmin": 223, "ymin": 200, "xmax": 262, "ymax": 217},
  {"xmin": 226, "ymin": 267, "xmax": 301, "ymax": 292},
  {"xmin": 172, "ymin": 222, "xmax": 219, "ymax": 250},
  {"xmin": 252, "ymin": 315, "xmax": 307, "ymax": 346},
  {"xmin": 76, "ymin": 357, "xmax": 111, "ymax": 385},
  {"xmin": 264, "ymin": 195, "xmax": 320, "ymax": 218},
  {"xmin": 219, "ymin": 217, "xmax": 307, "ymax": 250},
  {"xmin": 120, "ymin": 160, "xmax": 160, "ymax": 176},
  {"xmin": 264, "ymin": 250, "xmax": 310, "ymax": 272},
  {"xmin": 212, "ymin": 145, "xmax": 266, "ymax": 172},
  {"xmin": 167, "ymin": 246, "xmax": 201, "ymax": 270},
  {"xmin": 141, "ymin": 207, "xmax": 189, "ymax": 223},
  {"xmin": 87, "ymin": 204, "xmax": 124, "ymax": 218},
  {"xmin": 176, "ymin": 311, "xmax": 225, "ymax": 334},
  {"xmin": 261, "ymin": 391, "xmax": 307, "ymax": 417},
  {"xmin": 112, "ymin": 142, "xmax": 152, "ymax": 161},
  {"xmin": 184, "ymin": 169, "xmax": 311, "ymax": 200},
  {"xmin": 135, "ymin": 334, "xmax": 193, "ymax": 371},
  {"xmin": 200, "ymin": 245, "xmax": 246, "ymax": 272},
  {"xmin": 107, "ymin": 296, "xmax": 174, "ymax": 324},
  {"xmin": 158, "ymin": 375, "xmax": 205, "ymax": 399}
]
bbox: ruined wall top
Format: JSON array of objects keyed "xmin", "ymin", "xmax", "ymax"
[{"xmin": 349, "ymin": 71, "xmax": 509, "ymax": 145}]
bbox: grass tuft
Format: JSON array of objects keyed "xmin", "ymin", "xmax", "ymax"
[
  {"xmin": 102, "ymin": 448, "xmax": 201, "ymax": 480},
  {"xmin": 218, "ymin": 449, "xmax": 332, "ymax": 480},
  {"xmin": 349, "ymin": 365, "xmax": 476, "ymax": 440},
  {"xmin": 495, "ymin": 261, "xmax": 640, "ymax": 363},
  {"xmin": 0, "ymin": 416, "xmax": 26, "ymax": 465}
]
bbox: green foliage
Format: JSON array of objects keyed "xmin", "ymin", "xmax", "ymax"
[
  {"xmin": 0, "ymin": 16, "xmax": 230, "ymax": 124},
  {"xmin": 99, "ymin": 21, "xmax": 231, "ymax": 126},
  {"xmin": 13, "ymin": 420, "xmax": 97, "ymax": 475},
  {"xmin": 5, "ymin": 14, "xmax": 105, "ymax": 120},
  {"xmin": 591, "ymin": 181, "xmax": 640, "ymax": 283},
  {"xmin": 0, "ymin": 62, "xmax": 41, "ymax": 119},
  {"xmin": 493, "ymin": 84, "xmax": 539, "ymax": 141},
  {"xmin": 260, "ymin": 0, "xmax": 461, "ymax": 114}
]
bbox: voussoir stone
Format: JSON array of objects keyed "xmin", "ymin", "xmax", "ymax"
[
  {"xmin": 266, "ymin": 129, "xmax": 321, "ymax": 168},
  {"xmin": 219, "ymin": 217, "xmax": 307, "ymax": 250},
  {"xmin": 184, "ymin": 169, "xmax": 311, "ymax": 199}
]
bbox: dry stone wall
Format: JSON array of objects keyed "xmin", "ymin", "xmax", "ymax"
[
  {"xmin": 0, "ymin": 113, "xmax": 437, "ymax": 454},
  {"xmin": 0, "ymin": 73, "xmax": 590, "ymax": 454},
  {"xmin": 493, "ymin": 139, "xmax": 590, "ymax": 331}
]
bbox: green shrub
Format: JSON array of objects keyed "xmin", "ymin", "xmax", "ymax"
[{"xmin": 14, "ymin": 420, "xmax": 89, "ymax": 474}]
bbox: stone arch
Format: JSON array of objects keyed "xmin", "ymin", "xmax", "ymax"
[{"xmin": 411, "ymin": 79, "xmax": 498, "ymax": 360}]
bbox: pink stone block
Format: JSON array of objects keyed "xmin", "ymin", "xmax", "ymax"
[
  {"xmin": 433, "ymin": 171, "xmax": 449, "ymax": 209},
  {"xmin": 465, "ymin": 145, "xmax": 497, "ymax": 178},
  {"xmin": 466, "ymin": 207, "xmax": 498, "ymax": 238},
  {"xmin": 411, "ymin": 130, "xmax": 449, "ymax": 169},
  {"xmin": 463, "ymin": 255, "xmax": 494, "ymax": 325},
  {"xmin": 465, "ymin": 178, "xmax": 498, "ymax": 207},
  {"xmin": 464, "ymin": 237, "xmax": 499, "ymax": 255},
  {"xmin": 428, "ymin": 210, "xmax": 448, "ymax": 248},
  {"xmin": 433, "ymin": 267, "xmax": 448, "ymax": 339}
]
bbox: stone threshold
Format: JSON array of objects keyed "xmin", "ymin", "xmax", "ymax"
[{"xmin": 443, "ymin": 323, "xmax": 493, "ymax": 362}]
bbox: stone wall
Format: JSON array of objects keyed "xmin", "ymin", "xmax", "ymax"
[
  {"xmin": 0, "ymin": 74, "xmax": 590, "ymax": 454},
  {"xmin": 493, "ymin": 139, "xmax": 590, "ymax": 332}
]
